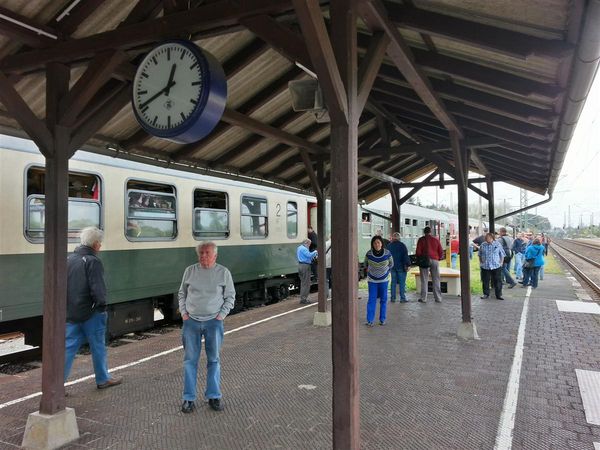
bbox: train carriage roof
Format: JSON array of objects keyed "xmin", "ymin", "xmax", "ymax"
[{"xmin": 0, "ymin": 1, "xmax": 598, "ymax": 201}]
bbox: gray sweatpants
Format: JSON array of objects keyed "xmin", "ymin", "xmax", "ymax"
[
  {"xmin": 419, "ymin": 259, "xmax": 442, "ymax": 302},
  {"xmin": 298, "ymin": 264, "xmax": 311, "ymax": 302}
]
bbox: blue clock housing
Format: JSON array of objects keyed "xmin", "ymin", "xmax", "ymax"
[{"xmin": 132, "ymin": 40, "xmax": 227, "ymax": 144}]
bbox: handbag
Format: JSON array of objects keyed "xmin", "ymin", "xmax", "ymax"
[
  {"xmin": 416, "ymin": 236, "xmax": 431, "ymax": 268},
  {"xmin": 523, "ymin": 247, "xmax": 541, "ymax": 269}
]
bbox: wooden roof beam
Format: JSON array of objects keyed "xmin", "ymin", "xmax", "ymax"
[
  {"xmin": 357, "ymin": 32, "xmax": 390, "ymax": 114},
  {"xmin": 366, "ymin": 98, "xmax": 419, "ymax": 142},
  {"xmin": 385, "ymin": 2, "xmax": 573, "ymax": 59},
  {"xmin": 220, "ymin": 108, "xmax": 326, "ymax": 155},
  {"xmin": 399, "ymin": 170, "xmax": 439, "ymax": 205},
  {"xmin": 470, "ymin": 149, "xmax": 490, "ymax": 177},
  {"xmin": 208, "ymin": 109, "xmax": 300, "ymax": 167},
  {"xmin": 69, "ymin": 84, "xmax": 130, "ymax": 151},
  {"xmin": 0, "ymin": 71, "xmax": 52, "ymax": 154},
  {"xmin": 241, "ymin": 14, "xmax": 312, "ymax": 69},
  {"xmin": 292, "ymin": 0, "xmax": 348, "ymax": 123},
  {"xmin": 0, "ymin": 6, "xmax": 61, "ymax": 47},
  {"xmin": 357, "ymin": 163, "xmax": 404, "ymax": 184},
  {"xmin": 0, "ymin": 1, "xmax": 297, "ymax": 73},
  {"xmin": 243, "ymin": 122, "xmax": 328, "ymax": 172},
  {"xmin": 358, "ymin": 0, "xmax": 463, "ymax": 138},
  {"xmin": 59, "ymin": 50, "xmax": 129, "ymax": 127},
  {"xmin": 172, "ymin": 59, "xmax": 303, "ymax": 161}
]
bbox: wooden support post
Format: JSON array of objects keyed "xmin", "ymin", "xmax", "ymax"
[
  {"xmin": 389, "ymin": 183, "xmax": 399, "ymax": 232},
  {"xmin": 40, "ymin": 62, "xmax": 71, "ymax": 415},
  {"xmin": 316, "ymin": 159, "xmax": 328, "ymax": 312},
  {"xmin": 451, "ymin": 133, "xmax": 477, "ymax": 338},
  {"xmin": 330, "ymin": 0, "xmax": 360, "ymax": 448},
  {"xmin": 487, "ymin": 178, "xmax": 495, "ymax": 233}
]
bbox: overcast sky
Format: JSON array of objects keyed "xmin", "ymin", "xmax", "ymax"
[{"xmin": 369, "ymin": 70, "xmax": 600, "ymax": 229}]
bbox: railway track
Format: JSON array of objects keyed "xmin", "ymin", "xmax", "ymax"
[
  {"xmin": 567, "ymin": 239, "xmax": 600, "ymax": 251},
  {"xmin": 551, "ymin": 240, "xmax": 600, "ymax": 296}
]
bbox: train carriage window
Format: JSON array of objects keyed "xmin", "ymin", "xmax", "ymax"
[
  {"xmin": 361, "ymin": 212, "xmax": 372, "ymax": 237},
  {"xmin": 412, "ymin": 219, "xmax": 418, "ymax": 226},
  {"xmin": 126, "ymin": 180, "xmax": 177, "ymax": 240},
  {"xmin": 404, "ymin": 218, "xmax": 410, "ymax": 225},
  {"xmin": 193, "ymin": 189, "xmax": 229, "ymax": 239},
  {"xmin": 287, "ymin": 202, "xmax": 298, "ymax": 238},
  {"xmin": 25, "ymin": 167, "xmax": 102, "ymax": 241},
  {"xmin": 241, "ymin": 195, "xmax": 268, "ymax": 238}
]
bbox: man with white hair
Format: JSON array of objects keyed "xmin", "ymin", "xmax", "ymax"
[
  {"xmin": 179, "ymin": 242, "xmax": 235, "ymax": 414},
  {"xmin": 64, "ymin": 227, "xmax": 122, "ymax": 390},
  {"xmin": 297, "ymin": 238, "xmax": 318, "ymax": 304}
]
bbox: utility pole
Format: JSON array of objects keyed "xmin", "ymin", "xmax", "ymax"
[
  {"xmin": 568, "ymin": 205, "xmax": 571, "ymax": 228},
  {"xmin": 519, "ymin": 189, "xmax": 528, "ymax": 231}
]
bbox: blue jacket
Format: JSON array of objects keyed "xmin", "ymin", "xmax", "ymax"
[
  {"xmin": 524, "ymin": 244, "xmax": 545, "ymax": 267},
  {"xmin": 387, "ymin": 240, "xmax": 411, "ymax": 272}
]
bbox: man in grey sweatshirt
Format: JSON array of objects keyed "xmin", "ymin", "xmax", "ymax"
[{"xmin": 178, "ymin": 241, "xmax": 235, "ymax": 413}]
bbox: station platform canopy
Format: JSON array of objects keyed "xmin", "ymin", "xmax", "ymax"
[{"xmin": 0, "ymin": 0, "xmax": 598, "ymax": 199}]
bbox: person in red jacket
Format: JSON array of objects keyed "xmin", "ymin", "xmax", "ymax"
[
  {"xmin": 450, "ymin": 235, "xmax": 459, "ymax": 269},
  {"xmin": 415, "ymin": 226, "xmax": 444, "ymax": 303}
]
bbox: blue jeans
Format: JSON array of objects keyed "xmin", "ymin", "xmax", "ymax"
[
  {"xmin": 530, "ymin": 266, "xmax": 541, "ymax": 288},
  {"xmin": 367, "ymin": 281, "xmax": 388, "ymax": 323},
  {"xmin": 502, "ymin": 260, "xmax": 515, "ymax": 285},
  {"xmin": 468, "ymin": 246, "xmax": 473, "ymax": 260},
  {"xmin": 451, "ymin": 253, "xmax": 458, "ymax": 269},
  {"xmin": 182, "ymin": 317, "xmax": 224, "ymax": 401},
  {"xmin": 514, "ymin": 253, "xmax": 524, "ymax": 279},
  {"xmin": 390, "ymin": 269, "xmax": 407, "ymax": 301},
  {"xmin": 64, "ymin": 311, "xmax": 110, "ymax": 385},
  {"xmin": 539, "ymin": 266, "xmax": 544, "ymax": 280}
]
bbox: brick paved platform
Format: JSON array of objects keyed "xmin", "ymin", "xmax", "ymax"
[{"xmin": 1, "ymin": 270, "xmax": 599, "ymax": 449}]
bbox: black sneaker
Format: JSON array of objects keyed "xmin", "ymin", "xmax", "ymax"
[
  {"xmin": 181, "ymin": 400, "xmax": 195, "ymax": 414},
  {"xmin": 208, "ymin": 398, "xmax": 223, "ymax": 411},
  {"xmin": 497, "ymin": 297, "xmax": 505, "ymax": 300},
  {"xmin": 481, "ymin": 295, "xmax": 489, "ymax": 299}
]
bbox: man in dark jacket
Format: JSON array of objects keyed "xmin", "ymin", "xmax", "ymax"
[
  {"xmin": 64, "ymin": 227, "xmax": 122, "ymax": 389},
  {"xmin": 387, "ymin": 232, "xmax": 411, "ymax": 302}
]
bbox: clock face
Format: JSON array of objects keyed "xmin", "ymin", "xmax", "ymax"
[{"xmin": 132, "ymin": 42, "xmax": 204, "ymax": 132}]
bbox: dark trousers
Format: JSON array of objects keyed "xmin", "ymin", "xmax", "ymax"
[{"xmin": 481, "ymin": 267, "xmax": 503, "ymax": 298}]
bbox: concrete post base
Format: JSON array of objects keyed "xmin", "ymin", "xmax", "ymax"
[
  {"xmin": 457, "ymin": 321, "xmax": 480, "ymax": 340},
  {"xmin": 22, "ymin": 407, "xmax": 79, "ymax": 450},
  {"xmin": 313, "ymin": 311, "xmax": 332, "ymax": 327}
]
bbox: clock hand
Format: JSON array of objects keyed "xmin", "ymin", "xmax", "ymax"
[
  {"xmin": 165, "ymin": 64, "xmax": 177, "ymax": 96},
  {"xmin": 139, "ymin": 81, "xmax": 176, "ymax": 109}
]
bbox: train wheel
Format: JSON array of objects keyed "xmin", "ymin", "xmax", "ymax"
[{"xmin": 279, "ymin": 284, "xmax": 289, "ymax": 299}]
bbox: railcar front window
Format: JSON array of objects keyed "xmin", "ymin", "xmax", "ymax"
[
  {"xmin": 287, "ymin": 202, "xmax": 298, "ymax": 238},
  {"xmin": 25, "ymin": 167, "xmax": 102, "ymax": 241},
  {"xmin": 193, "ymin": 189, "xmax": 229, "ymax": 239},
  {"xmin": 241, "ymin": 195, "xmax": 268, "ymax": 238},
  {"xmin": 126, "ymin": 180, "xmax": 177, "ymax": 240}
]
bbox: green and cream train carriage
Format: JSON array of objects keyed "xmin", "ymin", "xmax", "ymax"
[
  {"xmin": 0, "ymin": 137, "xmax": 481, "ymax": 347},
  {"xmin": 1, "ymin": 138, "xmax": 329, "ymax": 346}
]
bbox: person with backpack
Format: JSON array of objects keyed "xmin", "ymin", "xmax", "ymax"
[{"xmin": 497, "ymin": 227, "xmax": 517, "ymax": 289}]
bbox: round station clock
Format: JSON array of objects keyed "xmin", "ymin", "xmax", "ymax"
[{"xmin": 132, "ymin": 40, "xmax": 227, "ymax": 144}]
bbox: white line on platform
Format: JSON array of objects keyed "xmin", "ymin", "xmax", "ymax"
[
  {"xmin": 494, "ymin": 285, "xmax": 532, "ymax": 450},
  {"xmin": 594, "ymin": 442, "xmax": 600, "ymax": 450},
  {"xmin": 0, "ymin": 302, "xmax": 316, "ymax": 410},
  {"xmin": 556, "ymin": 300, "xmax": 600, "ymax": 314},
  {"xmin": 576, "ymin": 369, "xmax": 600, "ymax": 426}
]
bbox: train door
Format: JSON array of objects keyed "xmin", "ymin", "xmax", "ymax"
[{"xmin": 308, "ymin": 202, "xmax": 317, "ymax": 234}]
